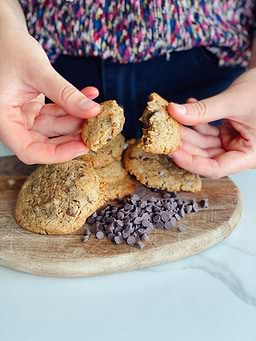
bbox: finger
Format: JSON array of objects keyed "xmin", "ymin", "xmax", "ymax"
[
  {"xmin": 186, "ymin": 97, "xmax": 198, "ymax": 103},
  {"xmin": 172, "ymin": 148, "xmax": 251, "ymax": 178},
  {"xmin": 23, "ymin": 140, "xmax": 89, "ymax": 164},
  {"xmin": 26, "ymin": 62, "xmax": 101, "ymax": 119},
  {"xmin": 0, "ymin": 118, "xmax": 88, "ymax": 164},
  {"xmin": 181, "ymin": 142, "xmax": 225, "ymax": 158},
  {"xmin": 193, "ymin": 123, "xmax": 220, "ymax": 137},
  {"xmin": 80, "ymin": 86, "xmax": 99, "ymax": 100},
  {"xmin": 40, "ymin": 104, "xmax": 67, "ymax": 117},
  {"xmin": 47, "ymin": 134, "xmax": 82, "ymax": 144},
  {"xmin": 206, "ymin": 147, "xmax": 225, "ymax": 158},
  {"xmin": 181, "ymin": 142, "xmax": 209, "ymax": 158},
  {"xmin": 181, "ymin": 126, "xmax": 222, "ymax": 148},
  {"xmin": 33, "ymin": 114, "xmax": 83, "ymax": 137},
  {"xmin": 167, "ymin": 92, "xmax": 233, "ymax": 125},
  {"xmin": 39, "ymin": 86, "xmax": 99, "ymax": 117},
  {"xmin": 21, "ymin": 94, "xmax": 45, "ymax": 128}
]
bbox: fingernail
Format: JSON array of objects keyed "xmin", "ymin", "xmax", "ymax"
[
  {"xmin": 172, "ymin": 103, "xmax": 187, "ymax": 115},
  {"xmin": 74, "ymin": 150, "xmax": 89, "ymax": 158},
  {"xmin": 79, "ymin": 99, "xmax": 100, "ymax": 110}
]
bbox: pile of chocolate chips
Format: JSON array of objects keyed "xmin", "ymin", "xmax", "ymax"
[{"xmin": 83, "ymin": 188, "xmax": 208, "ymax": 249}]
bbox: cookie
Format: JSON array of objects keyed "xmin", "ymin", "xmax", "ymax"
[
  {"xmin": 123, "ymin": 141, "xmax": 201, "ymax": 192},
  {"xmin": 96, "ymin": 161, "xmax": 137, "ymax": 201},
  {"xmin": 140, "ymin": 93, "xmax": 181, "ymax": 155},
  {"xmin": 79, "ymin": 134, "xmax": 125, "ymax": 169},
  {"xmin": 15, "ymin": 160, "xmax": 106, "ymax": 235},
  {"xmin": 82, "ymin": 100, "xmax": 125, "ymax": 152}
]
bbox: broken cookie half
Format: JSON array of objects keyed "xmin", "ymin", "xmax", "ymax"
[
  {"xmin": 140, "ymin": 93, "xmax": 181, "ymax": 155},
  {"xmin": 82, "ymin": 100, "xmax": 125, "ymax": 152}
]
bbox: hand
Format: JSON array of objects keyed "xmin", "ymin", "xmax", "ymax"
[
  {"xmin": 0, "ymin": 28, "xmax": 100, "ymax": 164},
  {"xmin": 167, "ymin": 69, "xmax": 256, "ymax": 178}
]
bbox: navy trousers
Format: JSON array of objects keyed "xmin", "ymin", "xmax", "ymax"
[{"xmin": 53, "ymin": 48, "xmax": 245, "ymax": 139}]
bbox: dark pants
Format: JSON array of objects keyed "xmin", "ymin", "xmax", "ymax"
[{"xmin": 53, "ymin": 48, "xmax": 245, "ymax": 139}]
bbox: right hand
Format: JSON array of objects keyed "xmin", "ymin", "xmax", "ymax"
[{"xmin": 0, "ymin": 28, "xmax": 101, "ymax": 164}]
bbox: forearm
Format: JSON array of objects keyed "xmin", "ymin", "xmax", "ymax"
[{"xmin": 0, "ymin": 0, "xmax": 27, "ymax": 32}]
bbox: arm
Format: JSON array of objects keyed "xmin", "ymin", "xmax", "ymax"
[{"xmin": 0, "ymin": 1, "xmax": 100, "ymax": 164}]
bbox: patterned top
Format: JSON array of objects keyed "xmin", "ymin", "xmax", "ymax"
[{"xmin": 19, "ymin": 0, "xmax": 256, "ymax": 67}]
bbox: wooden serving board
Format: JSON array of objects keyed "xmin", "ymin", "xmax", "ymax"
[{"xmin": 0, "ymin": 156, "xmax": 242, "ymax": 277}]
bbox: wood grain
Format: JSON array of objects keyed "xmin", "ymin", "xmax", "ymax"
[{"xmin": 0, "ymin": 156, "xmax": 242, "ymax": 277}]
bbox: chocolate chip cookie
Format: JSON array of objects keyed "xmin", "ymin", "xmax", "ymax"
[
  {"xmin": 140, "ymin": 93, "xmax": 181, "ymax": 155},
  {"xmin": 79, "ymin": 134, "xmax": 125, "ymax": 169},
  {"xmin": 96, "ymin": 160, "xmax": 137, "ymax": 201},
  {"xmin": 15, "ymin": 160, "xmax": 106, "ymax": 235},
  {"xmin": 82, "ymin": 100, "xmax": 125, "ymax": 152},
  {"xmin": 123, "ymin": 140, "xmax": 201, "ymax": 192}
]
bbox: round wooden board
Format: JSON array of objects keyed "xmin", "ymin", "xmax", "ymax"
[{"xmin": 0, "ymin": 157, "xmax": 242, "ymax": 277}]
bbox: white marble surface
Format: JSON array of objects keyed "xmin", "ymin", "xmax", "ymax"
[{"xmin": 0, "ymin": 143, "xmax": 255, "ymax": 341}]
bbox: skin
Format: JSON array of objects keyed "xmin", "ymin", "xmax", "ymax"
[
  {"xmin": 0, "ymin": 0, "xmax": 100, "ymax": 164},
  {"xmin": 168, "ymin": 63, "xmax": 256, "ymax": 178},
  {"xmin": 1, "ymin": 1, "xmax": 256, "ymax": 178}
]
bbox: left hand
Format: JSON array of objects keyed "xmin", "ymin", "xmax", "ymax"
[{"xmin": 167, "ymin": 69, "xmax": 256, "ymax": 178}]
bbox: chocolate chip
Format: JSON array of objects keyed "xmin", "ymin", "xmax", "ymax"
[
  {"xmin": 115, "ymin": 226, "xmax": 123, "ymax": 234},
  {"xmin": 192, "ymin": 202, "xmax": 199, "ymax": 212},
  {"xmin": 107, "ymin": 232, "xmax": 115, "ymax": 241},
  {"xmin": 142, "ymin": 220, "xmax": 152, "ymax": 228},
  {"xmin": 114, "ymin": 236, "xmax": 124, "ymax": 244},
  {"xmin": 153, "ymin": 214, "xmax": 161, "ymax": 223},
  {"xmin": 96, "ymin": 231, "xmax": 105, "ymax": 240},
  {"xmin": 127, "ymin": 236, "xmax": 136, "ymax": 245},
  {"xmin": 146, "ymin": 226, "xmax": 154, "ymax": 234},
  {"xmin": 175, "ymin": 213, "xmax": 181, "ymax": 221},
  {"xmin": 180, "ymin": 207, "xmax": 186, "ymax": 217},
  {"xmin": 122, "ymin": 231, "xmax": 130, "ymax": 239},
  {"xmin": 161, "ymin": 212, "xmax": 170, "ymax": 222},
  {"xmin": 135, "ymin": 241, "xmax": 145, "ymax": 249},
  {"xmin": 81, "ymin": 235, "xmax": 90, "ymax": 243},
  {"xmin": 66, "ymin": 208, "xmax": 76, "ymax": 217},
  {"xmin": 164, "ymin": 219, "xmax": 176, "ymax": 230},
  {"xmin": 155, "ymin": 221, "xmax": 164, "ymax": 229},
  {"xmin": 92, "ymin": 212, "xmax": 97, "ymax": 218},
  {"xmin": 116, "ymin": 220, "xmax": 124, "ymax": 227},
  {"xmin": 178, "ymin": 224, "xmax": 187, "ymax": 232},
  {"xmin": 117, "ymin": 212, "xmax": 125, "ymax": 219},
  {"xmin": 84, "ymin": 227, "xmax": 91, "ymax": 236},
  {"xmin": 164, "ymin": 221, "xmax": 173, "ymax": 230},
  {"xmin": 200, "ymin": 199, "xmax": 209, "ymax": 209},
  {"xmin": 124, "ymin": 203, "xmax": 133, "ymax": 211},
  {"xmin": 185, "ymin": 205, "xmax": 193, "ymax": 214},
  {"xmin": 86, "ymin": 216, "xmax": 95, "ymax": 225},
  {"xmin": 141, "ymin": 233, "xmax": 149, "ymax": 241}
]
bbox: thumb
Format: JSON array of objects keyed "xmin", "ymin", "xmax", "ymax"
[
  {"xmin": 28, "ymin": 62, "xmax": 101, "ymax": 119},
  {"xmin": 167, "ymin": 92, "xmax": 232, "ymax": 126}
]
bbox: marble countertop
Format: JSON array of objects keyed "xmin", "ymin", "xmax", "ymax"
[{"xmin": 0, "ymin": 145, "xmax": 255, "ymax": 341}]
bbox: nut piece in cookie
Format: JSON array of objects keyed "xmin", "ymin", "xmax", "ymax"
[
  {"xmin": 96, "ymin": 160, "xmax": 137, "ymax": 201},
  {"xmin": 15, "ymin": 160, "xmax": 106, "ymax": 235},
  {"xmin": 140, "ymin": 93, "xmax": 181, "ymax": 155},
  {"xmin": 82, "ymin": 100, "xmax": 125, "ymax": 152},
  {"xmin": 79, "ymin": 134, "xmax": 125, "ymax": 169},
  {"xmin": 123, "ymin": 140, "xmax": 201, "ymax": 192}
]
